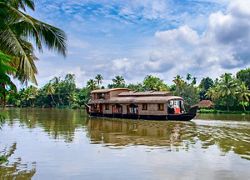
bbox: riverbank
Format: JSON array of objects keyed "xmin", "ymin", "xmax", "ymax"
[
  {"xmin": 198, "ymin": 109, "xmax": 250, "ymax": 114},
  {"xmin": 2, "ymin": 107, "xmax": 250, "ymax": 115}
]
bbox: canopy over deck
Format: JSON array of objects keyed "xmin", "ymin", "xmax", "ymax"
[
  {"xmin": 88, "ymin": 96, "xmax": 183, "ymax": 104},
  {"xmin": 91, "ymin": 88, "xmax": 129, "ymax": 94},
  {"xmin": 118, "ymin": 91, "xmax": 171, "ymax": 96}
]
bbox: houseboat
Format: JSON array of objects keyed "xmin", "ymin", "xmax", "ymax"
[{"xmin": 86, "ymin": 88, "xmax": 198, "ymax": 121}]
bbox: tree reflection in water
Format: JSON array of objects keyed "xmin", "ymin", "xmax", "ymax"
[
  {"xmin": 87, "ymin": 119, "xmax": 197, "ymax": 149},
  {"xmin": 87, "ymin": 118, "xmax": 250, "ymax": 160},
  {"xmin": 0, "ymin": 143, "xmax": 36, "ymax": 179},
  {"xmin": 5, "ymin": 108, "xmax": 88, "ymax": 143}
]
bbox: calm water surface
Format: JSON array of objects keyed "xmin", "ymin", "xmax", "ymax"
[{"xmin": 0, "ymin": 108, "xmax": 250, "ymax": 180}]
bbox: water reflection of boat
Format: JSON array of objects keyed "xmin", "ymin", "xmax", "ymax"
[
  {"xmin": 86, "ymin": 88, "xmax": 198, "ymax": 121},
  {"xmin": 87, "ymin": 118, "xmax": 196, "ymax": 147}
]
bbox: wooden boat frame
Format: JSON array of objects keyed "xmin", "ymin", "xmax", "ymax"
[{"xmin": 86, "ymin": 88, "xmax": 198, "ymax": 121}]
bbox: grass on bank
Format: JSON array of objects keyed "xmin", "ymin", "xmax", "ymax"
[
  {"xmin": 0, "ymin": 155, "xmax": 8, "ymax": 164},
  {"xmin": 198, "ymin": 108, "xmax": 250, "ymax": 114}
]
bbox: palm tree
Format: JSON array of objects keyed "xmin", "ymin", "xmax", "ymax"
[
  {"xmin": 173, "ymin": 75, "xmax": 185, "ymax": 90},
  {"xmin": 87, "ymin": 79, "xmax": 97, "ymax": 91},
  {"xmin": 95, "ymin": 74, "xmax": 103, "ymax": 87},
  {"xmin": 235, "ymin": 83, "xmax": 250, "ymax": 112},
  {"xmin": 50, "ymin": 77, "xmax": 62, "ymax": 106},
  {"xmin": 44, "ymin": 83, "xmax": 56, "ymax": 106},
  {"xmin": 0, "ymin": 0, "xmax": 67, "ymax": 84},
  {"xmin": 186, "ymin": 73, "xmax": 192, "ymax": 81},
  {"xmin": 173, "ymin": 75, "xmax": 184, "ymax": 85},
  {"xmin": 206, "ymin": 86, "xmax": 219, "ymax": 101},
  {"xmin": 192, "ymin": 77, "xmax": 197, "ymax": 85},
  {"xmin": 143, "ymin": 75, "xmax": 168, "ymax": 91},
  {"xmin": 112, "ymin": 76, "xmax": 125, "ymax": 88},
  {"xmin": 218, "ymin": 73, "xmax": 238, "ymax": 111},
  {"xmin": 21, "ymin": 85, "xmax": 38, "ymax": 107},
  {"xmin": 0, "ymin": 51, "xmax": 16, "ymax": 108}
]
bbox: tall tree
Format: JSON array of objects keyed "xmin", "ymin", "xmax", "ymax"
[
  {"xmin": 199, "ymin": 77, "xmax": 214, "ymax": 100},
  {"xmin": 186, "ymin": 73, "xmax": 192, "ymax": 81},
  {"xmin": 236, "ymin": 68, "xmax": 250, "ymax": 89},
  {"xmin": 173, "ymin": 75, "xmax": 199, "ymax": 109},
  {"xmin": 95, "ymin": 74, "xmax": 103, "ymax": 87},
  {"xmin": 218, "ymin": 73, "xmax": 238, "ymax": 111},
  {"xmin": 44, "ymin": 83, "xmax": 56, "ymax": 106},
  {"xmin": 110, "ymin": 76, "xmax": 125, "ymax": 88},
  {"xmin": 0, "ymin": 0, "xmax": 67, "ymax": 84},
  {"xmin": 235, "ymin": 82, "xmax": 250, "ymax": 112},
  {"xmin": 0, "ymin": 52, "xmax": 16, "ymax": 108},
  {"xmin": 87, "ymin": 79, "xmax": 97, "ymax": 91},
  {"xmin": 206, "ymin": 86, "xmax": 219, "ymax": 102},
  {"xmin": 143, "ymin": 75, "xmax": 168, "ymax": 91}
]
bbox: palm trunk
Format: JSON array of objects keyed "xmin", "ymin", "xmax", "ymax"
[
  {"xmin": 242, "ymin": 104, "xmax": 246, "ymax": 112},
  {"xmin": 50, "ymin": 94, "xmax": 56, "ymax": 107},
  {"xmin": 226, "ymin": 98, "xmax": 230, "ymax": 112},
  {"xmin": 57, "ymin": 93, "xmax": 63, "ymax": 106}
]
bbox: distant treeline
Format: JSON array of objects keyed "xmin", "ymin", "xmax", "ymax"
[{"xmin": 2, "ymin": 68, "xmax": 250, "ymax": 112}]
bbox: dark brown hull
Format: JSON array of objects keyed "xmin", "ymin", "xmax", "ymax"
[
  {"xmin": 86, "ymin": 105, "xmax": 198, "ymax": 121},
  {"xmin": 88, "ymin": 112, "xmax": 195, "ymax": 121}
]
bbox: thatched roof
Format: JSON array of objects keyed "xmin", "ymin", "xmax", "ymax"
[
  {"xmin": 198, "ymin": 100, "xmax": 213, "ymax": 108},
  {"xmin": 91, "ymin": 88, "xmax": 129, "ymax": 94},
  {"xmin": 89, "ymin": 96, "xmax": 183, "ymax": 104},
  {"xmin": 118, "ymin": 91, "xmax": 171, "ymax": 97}
]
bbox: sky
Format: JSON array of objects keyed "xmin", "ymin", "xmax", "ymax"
[{"xmin": 24, "ymin": 0, "xmax": 250, "ymax": 88}]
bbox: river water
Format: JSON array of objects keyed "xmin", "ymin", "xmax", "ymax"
[{"xmin": 0, "ymin": 108, "xmax": 250, "ymax": 180}]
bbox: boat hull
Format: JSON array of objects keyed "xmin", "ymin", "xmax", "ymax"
[
  {"xmin": 88, "ymin": 112, "xmax": 195, "ymax": 121},
  {"xmin": 86, "ymin": 105, "xmax": 198, "ymax": 121},
  {"xmin": 166, "ymin": 113, "xmax": 196, "ymax": 121}
]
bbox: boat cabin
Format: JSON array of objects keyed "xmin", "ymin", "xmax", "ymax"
[{"xmin": 88, "ymin": 88, "xmax": 186, "ymax": 120}]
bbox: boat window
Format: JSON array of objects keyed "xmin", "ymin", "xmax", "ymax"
[
  {"xmin": 97, "ymin": 93, "xmax": 105, "ymax": 99},
  {"xmin": 112, "ymin": 104, "xmax": 122, "ymax": 113},
  {"xmin": 168, "ymin": 100, "xmax": 185, "ymax": 114},
  {"xmin": 105, "ymin": 104, "xmax": 109, "ymax": 110},
  {"xmin": 142, "ymin": 104, "xmax": 147, "ymax": 110},
  {"xmin": 127, "ymin": 104, "xmax": 138, "ymax": 114},
  {"xmin": 158, "ymin": 104, "xmax": 164, "ymax": 111}
]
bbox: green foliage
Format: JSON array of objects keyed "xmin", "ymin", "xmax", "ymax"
[
  {"xmin": 173, "ymin": 74, "xmax": 199, "ymax": 109},
  {"xmin": 206, "ymin": 73, "xmax": 250, "ymax": 111},
  {"xmin": 236, "ymin": 68, "xmax": 250, "ymax": 89},
  {"xmin": 4, "ymin": 70, "xmax": 250, "ymax": 112},
  {"xmin": 199, "ymin": 77, "xmax": 214, "ymax": 100},
  {"xmin": 198, "ymin": 109, "xmax": 250, "ymax": 114},
  {"xmin": 87, "ymin": 79, "xmax": 98, "ymax": 91},
  {"xmin": 95, "ymin": 74, "xmax": 103, "ymax": 87},
  {"xmin": 0, "ymin": 155, "xmax": 8, "ymax": 164},
  {"xmin": 0, "ymin": 51, "xmax": 17, "ymax": 108},
  {"xmin": 0, "ymin": 111, "xmax": 6, "ymax": 127},
  {"xmin": 8, "ymin": 74, "xmax": 92, "ymax": 108},
  {"xmin": 0, "ymin": 0, "xmax": 67, "ymax": 84},
  {"xmin": 108, "ymin": 76, "xmax": 125, "ymax": 88},
  {"xmin": 127, "ymin": 83, "xmax": 144, "ymax": 92},
  {"xmin": 143, "ymin": 75, "xmax": 168, "ymax": 91},
  {"xmin": 0, "ymin": 143, "xmax": 16, "ymax": 165}
]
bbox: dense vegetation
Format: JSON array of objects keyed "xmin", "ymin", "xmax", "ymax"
[
  {"xmin": 3, "ymin": 68, "xmax": 250, "ymax": 112},
  {"xmin": 0, "ymin": 0, "xmax": 66, "ymax": 109}
]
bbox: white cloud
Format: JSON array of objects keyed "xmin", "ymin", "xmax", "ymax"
[
  {"xmin": 112, "ymin": 58, "xmax": 132, "ymax": 72},
  {"xmin": 31, "ymin": 0, "xmax": 250, "ymax": 87},
  {"xmin": 155, "ymin": 26, "xmax": 199, "ymax": 46},
  {"xmin": 139, "ymin": 0, "xmax": 250, "ymax": 82}
]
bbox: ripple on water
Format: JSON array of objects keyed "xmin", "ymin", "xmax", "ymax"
[{"xmin": 1, "ymin": 109, "xmax": 250, "ymax": 179}]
